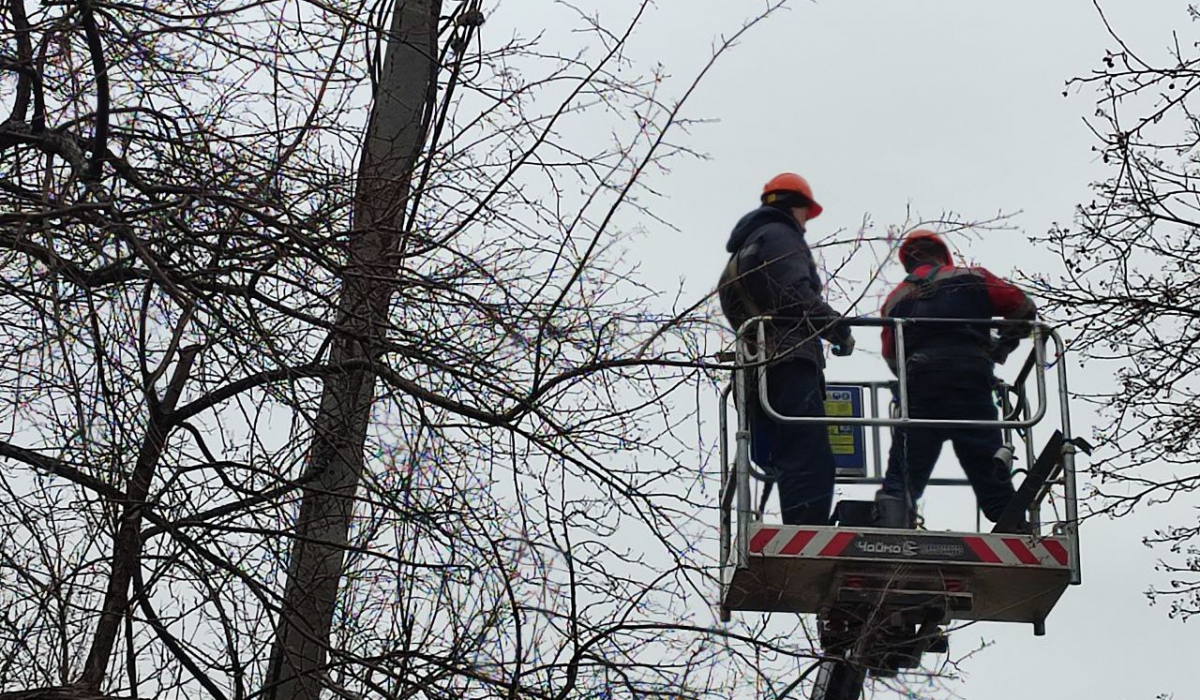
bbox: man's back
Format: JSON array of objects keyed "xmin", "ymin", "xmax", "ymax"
[
  {"xmin": 718, "ymin": 205, "xmax": 845, "ymax": 366},
  {"xmin": 881, "ymin": 262, "xmax": 1036, "ymax": 375}
]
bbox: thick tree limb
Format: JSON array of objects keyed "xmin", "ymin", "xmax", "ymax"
[{"xmin": 76, "ymin": 0, "xmax": 110, "ymax": 182}]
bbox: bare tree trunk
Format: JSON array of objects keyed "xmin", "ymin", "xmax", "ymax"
[{"xmin": 262, "ymin": 2, "xmax": 441, "ymax": 698}]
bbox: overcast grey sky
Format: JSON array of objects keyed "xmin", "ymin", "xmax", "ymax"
[
  {"xmin": 616, "ymin": 1, "xmax": 1194, "ymax": 698},
  {"xmin": 10, "ymin": 1, "xmax": 1195, "ymax": 697}
]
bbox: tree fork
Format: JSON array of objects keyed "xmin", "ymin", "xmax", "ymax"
[{"xmin": 76, "ymin": 345, "xmax": 201, "ymax": 690}]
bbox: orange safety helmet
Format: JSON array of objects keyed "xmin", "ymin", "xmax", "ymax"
[
  {"xmin": 898, "ymin": 229, "xmax": 952, "ymax": 268},
  {"xmin": 761, "ymin": 172, "xmax": 823, "ymax": 219}
]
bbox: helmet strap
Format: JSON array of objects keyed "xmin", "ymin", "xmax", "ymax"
[{"xmin": 762, "ymin": 192, "xmax": 812, "ymax": 209}]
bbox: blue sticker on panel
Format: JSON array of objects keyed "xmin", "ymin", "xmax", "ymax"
[{"xmin": 825, "ymin": 384, "xmax": 866, "ymax": 477}]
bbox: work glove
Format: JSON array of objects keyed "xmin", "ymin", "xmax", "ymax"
[
  {"xmin": 831, "ymin": 333, "xmax": 855, "ymax": 357},
  {"xmin": 989, "ymin": 337, "xmax": 1017, "ymax": 365}
]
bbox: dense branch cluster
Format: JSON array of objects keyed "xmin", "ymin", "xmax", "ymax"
[
  {"xmin": 0, "ymin": 0, "xmax": 845, "ymax": 698},
  {"xmin": 1034, "ymin": 7, "xmax": 1200, "ymax": 621}
]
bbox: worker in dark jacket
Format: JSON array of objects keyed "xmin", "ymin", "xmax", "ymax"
[
  {"xmin": 718, "ymin": 172, "xmax": 854, "ymax": 525},
  {"xmin": 876, "ymin": 230, "xmax": 1037, "ymax": 529}
]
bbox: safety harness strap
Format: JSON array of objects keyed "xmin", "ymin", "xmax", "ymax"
[
  {"xmin": 724, "ymin": 250, "xmax": 763, "ymax": 322},
  {"xmin": 903, "ymin": 264, "xmax": 942, "ymax": 300}
]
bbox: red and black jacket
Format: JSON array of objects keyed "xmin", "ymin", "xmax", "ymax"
[{"xmin": 881, "ymin": 263, "xmax": 1036, "ymax": 375}]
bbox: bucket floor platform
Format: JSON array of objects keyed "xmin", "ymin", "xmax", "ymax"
[{"xmin": 723, "ymin": 524, "xmax": 1072, "ymax": 625}]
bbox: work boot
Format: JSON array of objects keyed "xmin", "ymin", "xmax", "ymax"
[
  {"xmin": 994, "ymin": 517, "xmax": 1035, "ymax": 535},
  {"xmin": 873, "ymin": 491, "xmax": 912, "ymax": 529}
]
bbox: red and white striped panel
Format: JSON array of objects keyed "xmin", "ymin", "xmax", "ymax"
[
  {"xmin": 749, "ymin": 527, "xmax": 850, "ymax": 557},
  {"xmin": 747, "ymin": 525, "xmax": 1070, "ymax": 568},
  {"xmin": 962, "ymin": 534, "xmax": 1071, "ymax": 568}
]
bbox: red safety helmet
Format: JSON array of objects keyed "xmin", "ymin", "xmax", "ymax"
[
  {"xmin": 899, "ymin": 229, "xmax": 951, "ymax": 268},
  {"xmin": 761, "ymin": 172, "xmax": 823, "ymax": 219}
]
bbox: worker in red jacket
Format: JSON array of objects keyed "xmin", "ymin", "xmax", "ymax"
[{"xmin": 876, "ymin": 230, "xmax": 1036, "ymax": 529}]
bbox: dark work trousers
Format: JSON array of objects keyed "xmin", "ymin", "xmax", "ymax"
[
  {"xmin": 747, "ymin": 360, "xmax": 835, "ymax": 525},
  {"xmin": 881, "ymin": 367, "xmax": 1016, "ymax": 522}
]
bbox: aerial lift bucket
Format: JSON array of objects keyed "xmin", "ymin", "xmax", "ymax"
[{"xmin": 716, "ymin": 317, "xmax": 1086, "ymax": 699}]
